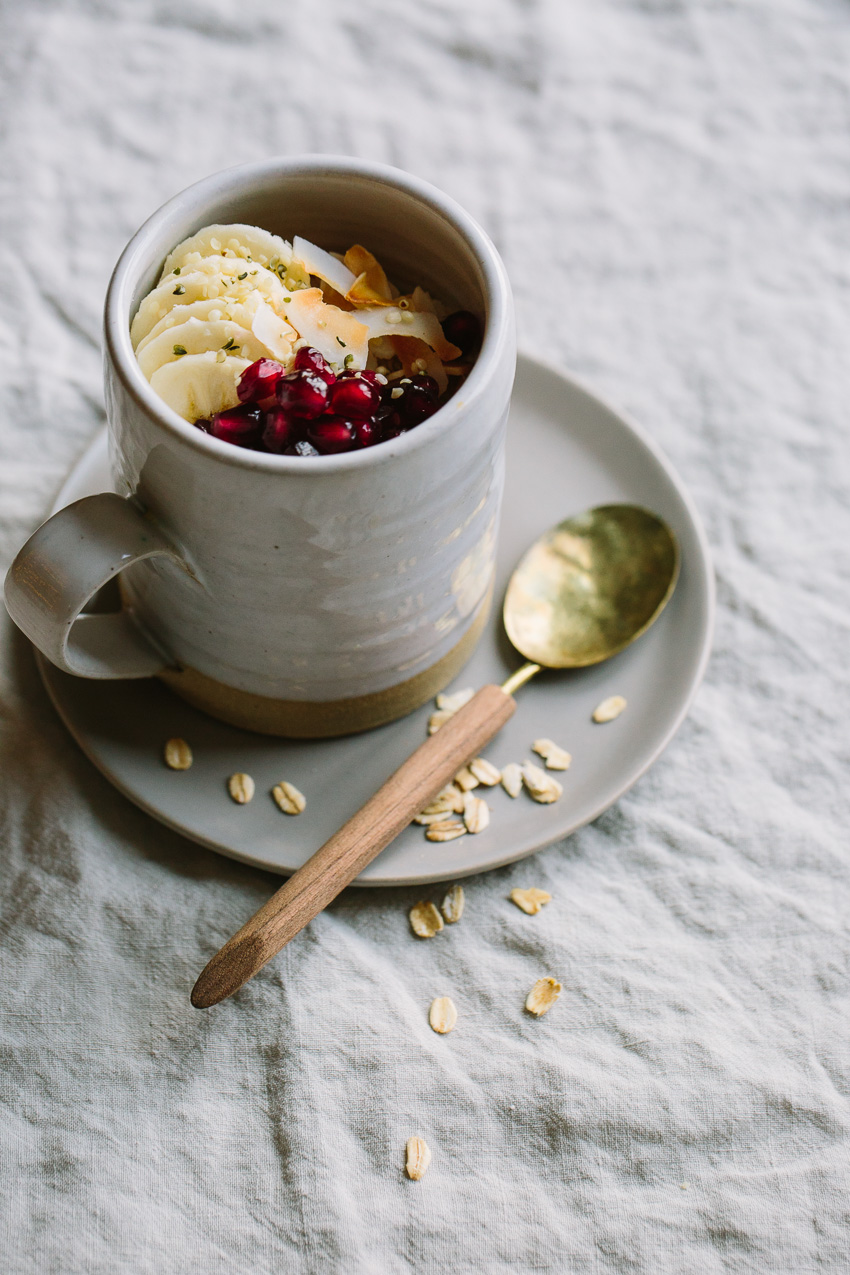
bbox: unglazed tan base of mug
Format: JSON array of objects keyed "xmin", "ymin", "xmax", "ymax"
[{"xmin": 156, "ymin": 597, "xmax": 491, "ymax": 738}]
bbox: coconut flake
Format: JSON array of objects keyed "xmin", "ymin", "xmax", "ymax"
[
  {"xmin": 390, "ymin": 336, "xmax": 448, "ymax": 393},
  {"xmin": 355, "ymin": 306, "xmax": 461, "ymax": 363},
  {"xmin": 292, "ymin": 236, "xmax": 357, "ymax": 297},
  {"xmin": 343, "ymin": 244, "xmax": 394, "ymax": 305},
  {"xmin": 285, "ymin": 288, "xmax": 369, "ymax": 367}
]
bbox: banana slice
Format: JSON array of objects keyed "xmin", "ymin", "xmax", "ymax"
[
  {"xmin": 160, "ymin": 224, "xmax": 293, "ymax": 280},
  {"xmin": 149, "ymin": 351, "xmax": 251, "ymax": 422},
  {"xmin": 131, "ymin": 258, "xmax": 289, "ymax": 347},
  {"xmin": 136, "ymin": 293, "xmax": 295, "ymax": 364},
  {"xmin": 136, "ymin": 318, "xmax": 269, "ymax": 380}
]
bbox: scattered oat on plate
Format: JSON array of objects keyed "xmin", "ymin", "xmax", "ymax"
[
  {"xmin": 440, "ymin": 884, "xmax": 464, "ymax": 923},
  {"xmin": 500, "ymin": 762, "xmax": 523, "ymax": 798},
  {"xmin": 405, "ymin": 1135, "xmax": 431, "ymax": 1180},
  {"xmin": 428, "ymin": 709, "xmax": 455, "ymax": 734},
  {"xmin": 468, "ymin": 757, "xmax": 501, "ymax": 786},
  {"xmin": 428, "ymin": 996, "xmax": 457, "ymax": 1034},
  {"xmin": 435, "ymin": 687, "xmax": 474, "ymax": 713},
  {"xmin": 521, "ymin": 761, "xmax": 563, "ymax": 804},
  {"xmin": 227, "ymin": 772, "xmax": 255, "ymax": 804},
  {"xmin": 462, "ymin": 793, "xmax": 489, "ymax": 834},
  {"xmin": 532, "ymin": 738, "xmax": 572, "ymax": 770},
  {"xmin": 525, "ymin": 977, "xmax": 561, "ymax": 1016},
  {"xmin": 164, "ymin": 737, "xmax": 192, "ymax": 770},
  {"xmin": 593, "ymin": 695, "xmax": 627, "ymax": 723},
  {"xmin": 510, "ymin": 887, "xmax": 551, "ymax": 915},
  {"xmin": 409, "ymin": 901, "xmax": 444, "ymax": 937},
  {"xmin": 272, "ymin": 781, "xmax": 306, "ymax": 814},
  {"xmin": 421, "ymin": 785, "xmax": 465, "ymax": 815},
  {"xmin": 414, "ymin": 810, "xmax": 455, "ymax": 826},
  {"xmin": 454, "ymin": 766, "xmax": 479, "ymax": 792},
  {"xmin": 425, "ymin": 820, "xmax": 467, "ymax": 842}
]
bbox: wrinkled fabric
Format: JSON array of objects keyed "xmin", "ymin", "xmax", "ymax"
[{"xmin": 1, "ymin": 2, "xmax": 850, "ymax": 1272}]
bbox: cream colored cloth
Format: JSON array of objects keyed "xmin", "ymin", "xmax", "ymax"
[{"xmin": 1, "ymin": 1, "xmax": 849, "ymax": 1271}]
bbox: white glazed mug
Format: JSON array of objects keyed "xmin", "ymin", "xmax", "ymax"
[{"xmin": 4, "ymin": 157, "xmax": 515, "ymax": 737}]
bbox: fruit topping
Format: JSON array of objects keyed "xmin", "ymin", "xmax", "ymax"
[{"xmin": 132, "ymin": 224, "xmax": 482, "ymax": 455}]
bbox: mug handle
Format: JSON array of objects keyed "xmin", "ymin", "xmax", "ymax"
[{"xmin": 4, "ymin": 492, "xmax": 183, "ymax": 679}]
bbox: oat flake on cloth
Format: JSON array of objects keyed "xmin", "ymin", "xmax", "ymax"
[{"xmin": 1, "ymin": 2, "xmax": 849, "ymax": 1272}]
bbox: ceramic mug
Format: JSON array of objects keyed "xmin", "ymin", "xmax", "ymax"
[{"xmin": 4, "ymin": 157, "xmax": 516, "ymax": 737}]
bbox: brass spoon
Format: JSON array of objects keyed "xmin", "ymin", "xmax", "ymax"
[{"xmin": 192, "ymin": 504, "xmax": 678, "ymax": 1008}]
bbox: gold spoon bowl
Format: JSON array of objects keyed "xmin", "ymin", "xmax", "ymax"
[{"xmin": 501, "ymin": 504, "xmax": 679, "ymax": 695}]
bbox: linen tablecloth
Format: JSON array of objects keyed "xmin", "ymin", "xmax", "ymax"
[{"xmin": 2, "ymin": 2, "xmax": 849, "ymax": 1271}]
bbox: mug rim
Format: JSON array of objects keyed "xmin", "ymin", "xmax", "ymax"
[{"xmin": 104, "ymin": 155, "xmax": 513, "ymax": 473}]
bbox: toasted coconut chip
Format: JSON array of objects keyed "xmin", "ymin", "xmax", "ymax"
[
  {"xmin": 292, "ymin": 235, "xmax": 357, "ymax": 297},
  {"xmin": 368, "ymin": 335, "xmax": 397, "ymax": 361},
  {"xmin": 411, "ymin": 286, "xmax": 440, "ymax": 315},
  {"xmin": 354, "ymin": 307, "xmax": 461, "ymax": 363},
  {"xmin": 389, "ymin": 336, "xmax": 448, "ymax": 394},
  {"xmin": 247, "ymin": 296, "xmax": 298, "ymax": 360},
  {"xmin": 159, "ymin": 223, "xmax": 293, "ymax": 280},
  {"xmin": 318, "ymin": 278, "xmax": 354, "ymax": 310},
  {"xmin": 285, "ymin": 288, "xmax": 369, "ymax": 368},
  {"xmin": 149, "ymin": 351, "xmax": 250, "ymax": 422},
  {"xmin": 344, "ymin": 244, "xmax": 394, "ymax": 304}
]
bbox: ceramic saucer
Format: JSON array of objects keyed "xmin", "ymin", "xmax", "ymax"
[{"xmin": 37, "ymin": 355, "xmax": 714, "ymax": 885}]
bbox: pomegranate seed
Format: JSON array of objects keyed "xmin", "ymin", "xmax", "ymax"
[
  {"xmin": 238, "ymin": 359, "xmax": 286, "ymax": 404},
  {"xmin": 276, "ymin": 369, "xmax": 330, "ymax": 418},
  {"xmin": 408, "ymin": 374, "xmax": 439, "ymax": 399},
  {"xmin": 209, "ymin": 404, "xmax": 264, "ymax": 448},
  {"xmin": 194, "ymin": 418, "xmax": 212, "ymax": 433},
  {"xmin": 293, "ymin": 346, "xmax": 336, "ymax": 384},
  {"xmin": 377, "ymin": 405, "xmax": 404, "ymax": 439},
  {"xmin": 355, "ymin": 419, "xmax": 380, "ymax": 447},
  {"xmin": 307, "ymin": 417, "xmax": 358, "ymax": 454},
  {"xmin": 403, "ymin": 386, "xmax": 439, "ymax": 428},
  {"xmin": 442, "ymin": 310, "xmax": 481, "ymax": 358},
  {"xmin": 262, "ymin": 407, "xmax": 306, "ymax": 453},
  {"xmin": 284, "ymin": 440, "xmax": 320, "ymax": 457},
  {"xmin": 328, "ymin": 376, "xmax": 380, "ymax": 420}
]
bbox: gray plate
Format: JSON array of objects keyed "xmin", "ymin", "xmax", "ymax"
[{"xmin": 37, "ymin": 356, "xmax": 714, "ymax": 885}]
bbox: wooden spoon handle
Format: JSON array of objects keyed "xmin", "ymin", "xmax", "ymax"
[{"xmin": 191, "ymin": 684, "xmax": 516, "ymax": 1008}]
